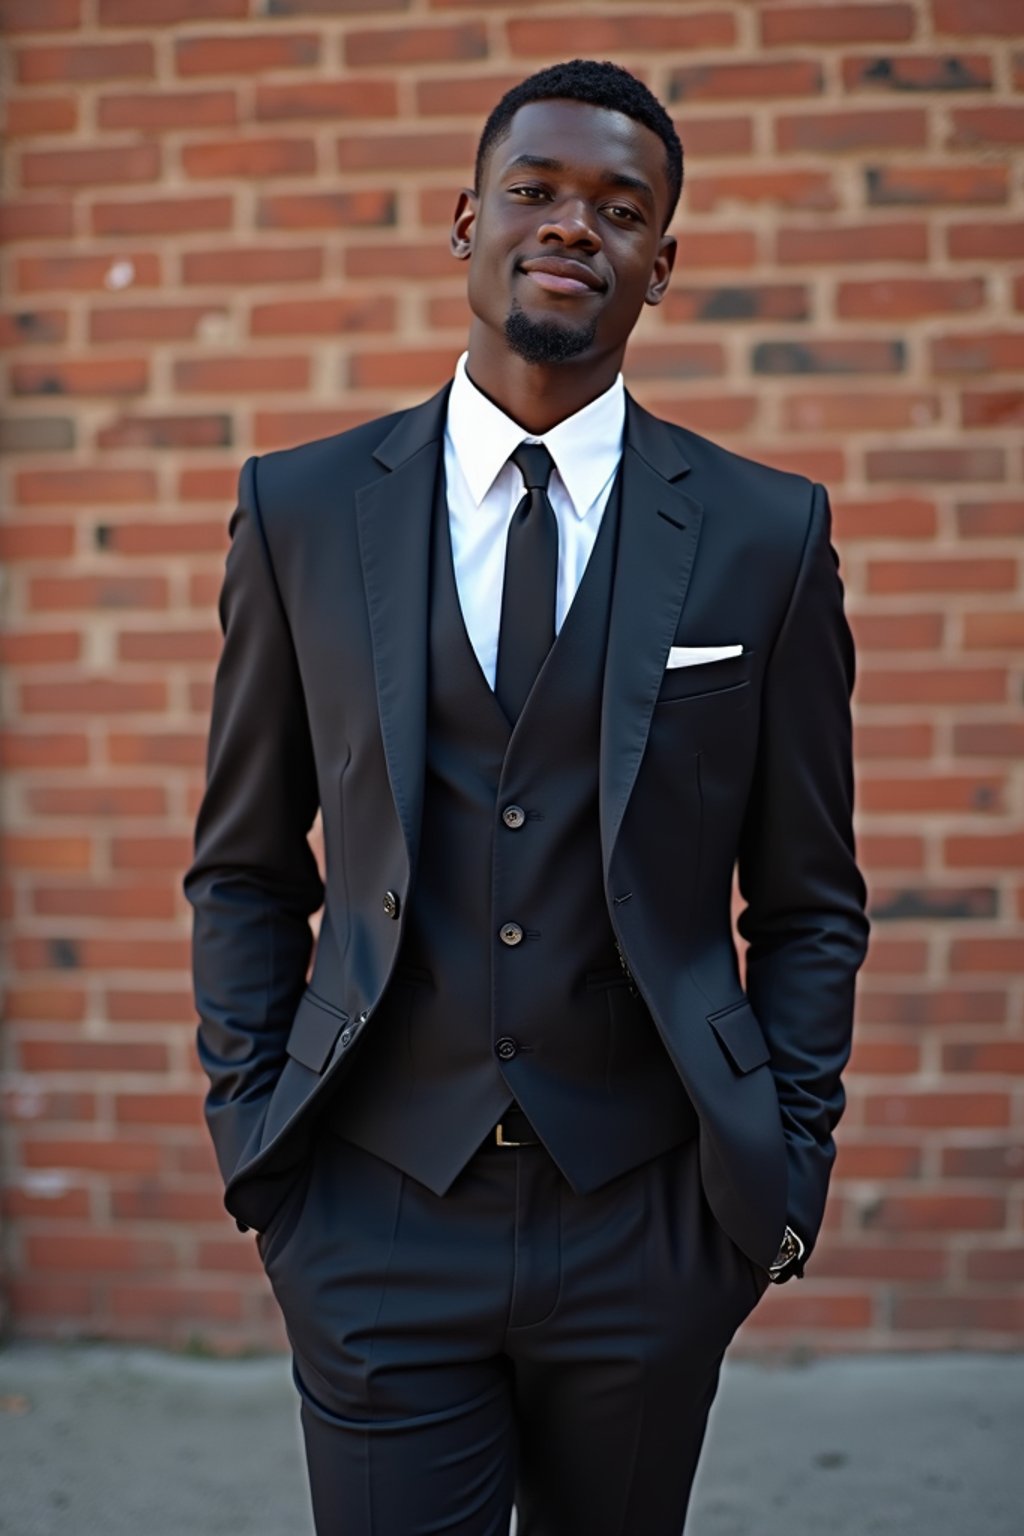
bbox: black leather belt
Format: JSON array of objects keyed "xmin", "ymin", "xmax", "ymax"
[{"xmin": 493, "ymin": 1103, "xmax": 541, "ymax": 1147}]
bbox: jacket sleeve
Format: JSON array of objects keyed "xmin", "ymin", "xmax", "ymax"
[
  {"xmin": 183, "ymin": 456, "xmax": 324, "ymax": 1190},
  {"xmin": 736, "ymin": 482, "xmax": 869, "ymax": 1253}
]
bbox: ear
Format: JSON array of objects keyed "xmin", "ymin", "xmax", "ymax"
[
  {"xmin": 450, "ymin": 188, "xmax": 477, "ymax": 261},
  {"xmin": 644, "ymin": 234, "xmax": 677, "ymax": 307}
]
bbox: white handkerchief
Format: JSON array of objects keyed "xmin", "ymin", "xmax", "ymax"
[{"xmin": 666, "ymin": 644, "xmax": 743, "ymax": 670}]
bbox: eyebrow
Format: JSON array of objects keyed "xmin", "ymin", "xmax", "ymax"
[{"xmin": 503, "ymin": 153, "xmax": 656, "ymax": 206}]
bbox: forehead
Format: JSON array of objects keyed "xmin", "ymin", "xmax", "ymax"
[{"xmin": 488, "ymin": 97, "xmax": 669, "ymax": 205}]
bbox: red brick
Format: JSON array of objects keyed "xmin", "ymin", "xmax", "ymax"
[
  {"xmin": 933, "ymin": 0, "xmax": 1023, "ymax": 37},
  {"xmin": 812, "ymin": 1243, "xmax": 946, "ymax": 1282},
  {"xmin": 762, "ymin": 4, "xmax": 914, "ymax": 45},
  {"xmin": 835, "ymin": 497, "xmax": 938, "ymax": 540},
  {"xmin": 18, "ymin": 1037, "xmax": 170, "ymax": 1071},
  {"xmin": 250, "ymin": 294, "xmax": 394, "ymax": 337},
  {"xmin": 948, "ymin": 221, "xmax": 1024, "ymax": 259},
  {"xmin": 890, "ymin": 1294, "xmax": 1024, "ymax": 1333},
  {"xmin": 745, "ymin": 1293, "xmax": 873, "ymax": 1330},
  {"xmin": 857, "ymin": 989, "xmax": 1007, "ymax": 1026},
  {"xmin": 963, "ymin": 612, "xmax": 1024, "ymax": 648},
  {"xmin": 255, "ymin": 78, "xmax": 398, "ymax": 120},
  {"xmin": 0, "ymin": 630, "xmax": 80, "ymax": 666},
  {"xmin": 866, "ymin": 447, "xmax": 1005, "ymax": 482},
  {"xmin": 3, "ymin": 1186, "xmax": 91, "ymax": 1221},
  {"xmin": 182, "ymin": 245, "xmax": 322, "ymax": 285},
  {"xmin": 672, "ymin": 231, "xmax": 759, "ymax": 270},
  {"xmin": 110, "ymin": 1186, "xmax": 227, "ymax": 1223},
  {"xmin": 853, "ymin": 611, "xmax": 944, "ymax": 649},
  {"xmin": 961, "ymin": 391, "xmax": 1024, "ymax": 427},
  {"xmin": 93, "ymin": 301, "xmax": 223, "ymax": 343},
  {"xmin": 115, "ymin": 1092, "xmax": 203, "ymax": 1127},
  {"xmin": 0, "ymin": 522, "xmax": 74, "ymax": 560},
  {"xmin": 1, "ymin": 0, "xmax": 81, "ymax": 28},
  {"xmin": 950, "ymin": 938, "xmax": 1024, "ymax": 973},
  {"xmin": 107, "ymin": 731, "xmax": 206, "ymax": 767},
  {"xmin": 0, "ymin": 309, "xmax": 67, "ymax": 348},
  {"xmin": 16, "ymin": 251, "xmax": 162, "ymax": 293},
  {"xmin": 848, "ymin": 1037, "xmax": 920, "ymax": 1073},
  {"xmin": 945, "ymin": 830, "xmax": 1024, "ymax": 870},
  {"xmin": 24, "ymin": 1138, "xmax": 163, "ymax": 1174},
  {"xmin": 28, "ymin": 784, "xmax": 167, "ymax": 816},
  {"xmin": 16, "ymin": 41, "xmax": 154, "ymax": 84},
  {"xmin": 345, "ymin": 242, "xmax": 461, "ymax": 280},
  {"xmin": 97, "ymin": 90, "xmax": 238, "ymax": 131},
  {"xmin": 966, "ymin": 1248, "xmax": 1024, "ymax": 1281},
  {"xmin": 932, "ymin": 331, "xmax": 1024, "ymax": 373},
  {"xmin": 5, "ymin": 94, "xmax": 78, "ymax": 135},
  {"xmin": 860, "ymin": 774, "xmax": 1004, "ymax": 814},
  {"xmin": 645, "ymin": 397, "xmax": 758, "ymax": 434},
  {"xmin": 91, "ymin": 195, "xmax": 233, "ymax": 237},
  {"xmin": 16, "ymin": 468, "xmax": 156, "ymax": 505},
  {"xmin": 253, "ymin": 409, "xmax": 378, "ymax": 449},
  {"xmin": 676, "ymin": 115, "xmax": 755, "ymax": 157},
  {"xmin": 867, "ymin": 164, "xmax": 1007, "ymax": 205},
  {"xmin": 337, "ymin": 130, "xmax": 474, "ymax": 172},
  {"xmin": 182, "ymin": 137, "xmax": 316, "ymax": 181},
  {"xmin": 785, "ymin": 393, "xmax": 940, "ymax": 431},
  {"xmin": 864, "ymin": 1194, "xmax": 1005, "ymax": 1232},
  {"xmin": 842, "ymin": 52, "xmax": 994, "ymax": 91},
  {"xmin": 117, "ymin": 629, "xmax": 219, "ymax": 664},
  {"xmin": 0, "ymin": 199, "xmax": 73, "ymax": 243},
  {"xmin": 508, "ymin": 13, "xmax": 735, "ymax": 56},
  {"xmin": 173, "ymin": 355, "xmax": 309, "ymax": 393},
  {"xmin": 838, "ymin": 276, "xmax": 984, "ymax": 319},
  {"xmin": 951, "ymin": 107, "xmax": 1024, "ymax": 148},
  {"xmin": 27, "ymin": 1233, "xmax": 176, "ymax": 1272},
  {"xmin": 4, "ymin": 986, "xmax": 86, "ymax": 1022},
  {"xmin": 415, "ymin": 74, "xmax": 526, "ymax": 119},
  {"xmin": 730, "ymin": 443, "xmax": 845, "ymax": 484},
  {"xmin": 106, "ymin": 1284, "xmax": 244, "ymax": 1326},
  {"xmin": 106, "ymin": 988, "xmax": 193, "ymax": 1023},
  {"xmin": 856, "ymin": 667, "xmax": 1007, "ymax": 704},
  {"xmin": 953, "ymin": 723, "xmax": 1024, "ymax": 758},
  {"xmin": 670, "ymin": 59, "xmax": 822, "ymax": 101},
  {"xmin": 860, "ymin": 938, "xmax": 927, "ymax": 975},
  {"xmin": 111, "ymin": 835, "xmax": 192, "ymax": 870},
  {"xmin": 833, "ymin": 1141, "xmax": 925, "ymax": 1179},
  {"xmin": 20, "ymin": 677, "xmax": 167, "ymax": 714},
  {"xmin": 345, "ymin": 21, "xmax": 487, "ymax": 65},
  {"xmin": 688, "ymin": 170, "xmax": 837, "ymax": 213},
  {"xmin": 99, "ymin": 0, "xmax": 246, "ymax": 19},
  {"xmin": 175, "ymin": 33, "xmax": 320, "ymax": 76},
  {"xmin": 856, "ymin": 834, "xmax": 925, "ymax": 869},
  {"xmin": 866, "ymin": 1086, "xmax": 1009, "ymax": 1126},
  {"xmin": 350, "ymin": 346, "xmax": 463, "ymax": 390},
  {"xmin": 29, "ymin": 574, "xmax": 168, "ymax": 611},
  {"xmin": 21, "ymin": 144, "xmax": 160, "ymax": 189},
  {"xmin": 663, "ymin": 284, "xmax": 810, "ymax": 324},
  {"xmin": 257, "ymin": 190, "xmax": 395, "ymax": 230},
  {"xmin": 178, "ymin": 468, "xmax": 238, "ymax": 501},
  {"xmin": 96, "ymin": 413, "xmax": 231, "ymax": 450},
  {"xmin": 0, "ymin": 730, "xmax": 88, "ymax": 768},
  {"xmin": 32, "ymin": 878, "xmax": 175, "ymax": 920},
  {"xmin": 854, "ymin": 721, "xmax": 934, "ymax": 758},
  {"xmin": 776, "ymin": 220, "xmax": 927, "ymax": 265},
  {"xmin": 777, "ymin": 108, "xmax": 927, "ymax": 153},
  {"xmin": 943, "ymin": 1040, "xmax": 1024, "ymax": 1073},
  {"xmin": 11, "ymin": 357, "xmax": 148, "ymax": 397},
  {"xmin": 1, "ymin": 834, "xmax": 91, "ymax": 871}
]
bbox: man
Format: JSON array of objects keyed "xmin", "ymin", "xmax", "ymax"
[{"xmin": 185, "ymin": 60, "xmax": 869, "ymax": 1536}]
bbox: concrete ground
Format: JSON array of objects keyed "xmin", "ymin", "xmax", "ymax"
[{"xmin": 0, "ymin": 1345, "xmax": 1021, "ymax": 1535}]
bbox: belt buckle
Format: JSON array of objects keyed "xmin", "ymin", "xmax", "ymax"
[{"xmin": 495, "ymin": 1121, "xmax": 525, "ymax": 1147}]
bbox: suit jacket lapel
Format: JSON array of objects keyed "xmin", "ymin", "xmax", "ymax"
[
  {"xmin": 356, "ymin": 384, "xmax": 450, "ymax": 870},
  {"xmin": 600, "ymin": 396, "xmax": 704, "ymax": 871}
]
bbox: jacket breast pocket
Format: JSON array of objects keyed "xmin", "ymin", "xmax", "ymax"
[{"xmin": 655, "ymin": 649, "xmax": 754, "ymax": 709}]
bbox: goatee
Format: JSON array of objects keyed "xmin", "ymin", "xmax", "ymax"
[{"xmin": 504, "ymin": 301, "xmax": 597, "ymax": 365}]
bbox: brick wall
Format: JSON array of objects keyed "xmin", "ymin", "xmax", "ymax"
[{"xmin": 1, "ymin": 0, "xmax": 1021, "ymax": 1352}]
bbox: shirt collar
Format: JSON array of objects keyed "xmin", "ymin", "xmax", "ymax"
[{"xmin": 446, "ymin": 351, "xmax": 625, "ymax": 520}]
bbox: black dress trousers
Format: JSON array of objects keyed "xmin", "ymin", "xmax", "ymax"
[{"xmin": 257, "ymin": 1124, "xmax": 769, "ymax": 1536}]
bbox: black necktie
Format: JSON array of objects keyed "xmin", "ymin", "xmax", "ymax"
[{"xmin": 495, "ymin": 442, "xmax": 558, "ymax": 722}]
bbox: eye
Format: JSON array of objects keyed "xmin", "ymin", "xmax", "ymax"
[
  {"xmin": 605, "ymin": 203, "xmax": 643, "ymax": 224},
  {"xmin": 509, "ymin": 184, "xmax": 549, "ymax": 201}
]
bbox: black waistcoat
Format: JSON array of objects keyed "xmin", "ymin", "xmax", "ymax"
[{"xmin": 336, "ymin": 459, "xmax": 697, "ymax": 1194}]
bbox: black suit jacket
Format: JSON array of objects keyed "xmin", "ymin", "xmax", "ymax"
[{"xmin": 184, "ymin": 385, "xmax": 869, "ymax": 1270}]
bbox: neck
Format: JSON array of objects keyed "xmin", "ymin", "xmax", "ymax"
[{"xmin": 465, "ymin": 325, "xmax": 623, "ymax": 435}]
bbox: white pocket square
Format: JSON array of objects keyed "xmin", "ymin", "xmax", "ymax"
[{"xmin": 666, "ymin": 644, "xmax": 743, "ymax": 670}]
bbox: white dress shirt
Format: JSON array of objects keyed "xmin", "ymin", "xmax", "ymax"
[{"xmin": 443, "ymin": 351, "xmax": 626, "ymax": 688}]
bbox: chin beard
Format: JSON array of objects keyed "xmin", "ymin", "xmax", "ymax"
[{"xmin": 504, "ymin": 301, "xmax": 597, "ymax": 365}]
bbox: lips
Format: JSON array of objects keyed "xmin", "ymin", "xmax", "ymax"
[{"xmin": 518, "ymin": 256, "xmax": 606, "ymax": 295}]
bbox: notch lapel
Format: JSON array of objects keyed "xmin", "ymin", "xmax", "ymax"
[
  {"xmin": 600, "ymin": 398, "xmax": 704, "ymax": 871},
  {"xmin": 356, "ymin": 385, "xmax": 450, "ymax": 870}
]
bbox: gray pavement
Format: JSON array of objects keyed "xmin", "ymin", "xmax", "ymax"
[{"xmin": 0, "ymin": 1344, "xmax": 1021, "ymax": 1535}]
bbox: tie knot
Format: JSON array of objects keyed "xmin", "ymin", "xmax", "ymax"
[{"xmin": 510, "ymin": 441, "xmax": 554, "ymax": 493}]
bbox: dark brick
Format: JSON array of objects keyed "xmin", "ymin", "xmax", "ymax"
[
  {"xmin": 870, "ymin": 886, "xmax": 999, "ymax": 921},
  {"xmin": 844, "ymin": 53, "xmax": 994, "ymax": 91},
  {"xmin": 0, "ymin": 416, "xmax": 74, "ymax": 453},
  {"xmin": 753, "ymin": 338, "xmax": 905, "ymax": 374}
]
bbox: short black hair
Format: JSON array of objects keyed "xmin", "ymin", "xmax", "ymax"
[{"xmin": 474, "ymin": 60, "xmax": 683, "ymax": 230}]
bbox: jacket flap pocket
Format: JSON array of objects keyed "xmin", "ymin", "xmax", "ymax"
[
  {"xmin": 707, "ymin": 1000, "xmax": 770, "ymax": 1075},
  {"xmin": 286, "ymin": 991, "xmax": 349, "ymax": 1074}
]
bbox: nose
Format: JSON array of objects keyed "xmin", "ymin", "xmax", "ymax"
[{"xmin": 537, "ymin": 198, "xmax": 602, "ymax": 253}]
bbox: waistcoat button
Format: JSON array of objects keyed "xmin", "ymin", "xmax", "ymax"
[
  {"xmin": 499, "ymin": 922, "xmax": 523, "ymax": 946},
  {"xmin": 502, "ymin": 804, "xmax": 526, "ymax": 830},
  {"xmin": 495, "ymin": 1036, "xmax": 519, "ymax": 1061},
  {"xmin": 382, "ymin": 890, "xmax": 400, "ymax": 919}
]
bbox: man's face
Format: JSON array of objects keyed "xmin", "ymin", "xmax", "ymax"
[{"xmin": 452, "ymin": 98, "xmax": 676, "ymax": 369}]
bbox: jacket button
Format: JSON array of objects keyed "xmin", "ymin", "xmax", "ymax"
[
  {"xmin": 499, "ymin": 922, "xmax": 523, "ymax": 947},
  {"xmin": 495, "ymin": 1036, "xmax": 519, "ymax": 1061},
  {"xmin": 502, "ymin": 804, "xmax": 526, "ymax": 830},
  {"xmin": 382, "ymin": 890, "xmax": 400, "ymax": 920},
  {"xmin": 339, "ymin": 1029, "xmax": 352, "ymax": 1048}
]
